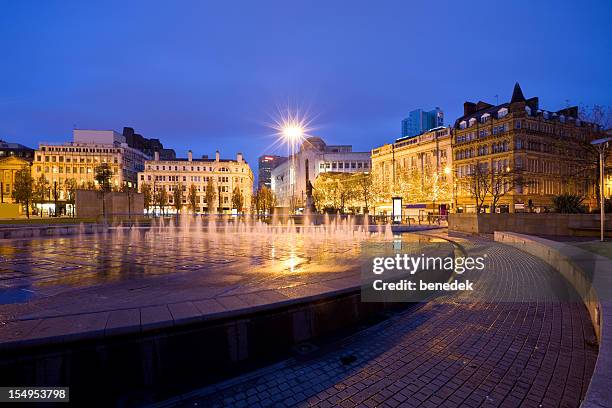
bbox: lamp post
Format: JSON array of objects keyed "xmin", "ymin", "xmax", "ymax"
[
  {"xmin": 444, "ymin": 166, "xmax": 457, "ymax": 213},
  {"xmin": 591, "ymin": 137, "xmax": 611, "ymax": 242}
]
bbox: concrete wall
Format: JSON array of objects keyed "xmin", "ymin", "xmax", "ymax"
[
  {"xmin": 0, "ymin": 290, "xmax": 403, "ymax": 405},
  {"xmin": 449, "ymin": 213, "xmax": 612, "ymax": 236},
  {"xmin": 0, "ymin": 203, "xmax": 22, "ymax": 218},
  {"xmin": 494, "ymin": 232, "xmax": 612, "ymax": 408},
  {"xmin": 75, "ymin": 190, "xmax": 144, "ymax": 219},
  {"xmin": 73, "ymin": 129, "xmax": 125, "ymax": 145}
]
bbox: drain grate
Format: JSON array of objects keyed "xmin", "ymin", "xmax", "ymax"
[
  {"xmin": 293, "ymin": 342, "xmax": 318, "ymax": 356},
  {"xmin": 340, "ymin": 355, "xmax": 357, "ymax": 366}
]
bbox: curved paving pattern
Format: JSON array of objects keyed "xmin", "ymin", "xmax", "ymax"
[{"xmin": 172, "ymin": 235, "xmax": 598, "ymax": 408}]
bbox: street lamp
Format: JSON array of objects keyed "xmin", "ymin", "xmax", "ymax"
[
  {"xmin": 444, "ymin": 166, "xmax": 457, "ymax": 213},
  {"xmin": 591, "ymin": 137, "xmax": 611, "ymax": 242}
]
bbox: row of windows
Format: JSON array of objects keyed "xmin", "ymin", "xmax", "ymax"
[
  {"xmin": 143, "ymin": 174, "xmax": 245, "ymax": 184},
  {"xmin": 36, "ymin": 165, "xmax": 118, "ymax": 175},
  {"xmin": 459, "ymin": 108, "xmax": 584, "ymax": 130},
  {"xmin": 41, "ymin": 146, "xmax": 120, "ymax": 153},
  {"xmin": 455, "ymin": 141, "xmax": 510, "ymax": 160},
  {"xmin": 146, "ymin": 164, "xmax": 245, "ymax": 173},
  {"xmin": 153, "ymin": 185, "xmax": 232, "ymax": 194},
  {"xmin": 319, "ymin": 161, "xmax": 370, "ymax": 170},
  {"xmin": 38, "ymin": 155, "xmax": 119, "ymax": 164}
]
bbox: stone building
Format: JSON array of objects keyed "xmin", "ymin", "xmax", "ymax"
[
  {"xmin": 32, "ymin": 129, "xmax": 150, "ymax": 215},
  {"xmin": 0, "ymin": 156, "xmax": 31, "ymax": 204},
  {"xmin": 271, "ymin": 137, "xmax": 371, "ymax": 210},
  {"xmin": 371, "ymin": 126, "xmax": 453, "ymax": 218},
  {"xmin": 138, "ymin": 150, "xmax": 253, "ymax": 214},
  {"xmin": 452, "ymin": 83, "xmax": 602, "ymax": 213}
]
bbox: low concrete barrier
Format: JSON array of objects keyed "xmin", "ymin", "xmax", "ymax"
[
  {"xmin": 0, "ymin": 283, "xmax": 403, "ymax": 405},
  {"xmin": 0, "ymin": 223, "xmax": 107, "ymax": 239},
  {"xmin": 494, "ymin": 231, "xmax": 612, "ymax": 408},
  {"xmin": 451, "ymin": 213, "xmax": 612, "ymax": 237}
]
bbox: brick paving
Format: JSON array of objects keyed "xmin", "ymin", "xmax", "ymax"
[{"xmin": 174, "ymin": 236, "xmax": 598, "ymax": 408}]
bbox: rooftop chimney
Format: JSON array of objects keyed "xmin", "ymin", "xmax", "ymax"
[
  {"xmin": 188, "ymin": 150, "xmax": 193, "ymax": 162},
  {"xmin": 237, "ymin": 152, "xmax": 243, "ymax": 163},
  {"xmin": 154, "ymin": 151, "xmax": 160, "ymax": 161},
  {"xmin": 215, "ymin": 150, "xmax": 220, "ymax": 162}
]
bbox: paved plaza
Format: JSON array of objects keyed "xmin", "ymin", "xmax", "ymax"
[
  {"xmin": 167, "ymin": 235, "xmax": 598, "ymax": 408},
  {"xmin": 0, "ymin": 229, "xmax": 600, "ymax": 407}
]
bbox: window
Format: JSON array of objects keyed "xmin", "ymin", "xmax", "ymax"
[
  {"xmin": 498, "ymin": 108, "xmax": 508, "ymax": 118},
  {"xmin": 481, "ymin": 113, "xmax": 490, "ymax": 123},
  {"xmin": 468, "ymin": 118, "xmax": 477, "ymax": 127},
  {"xmin": 525, "ymin": 106, "xmax": 532, "ymax": 115},
  {"xmin": 459, "ymin": 121, "xmax": 467, "ymax": 129}
]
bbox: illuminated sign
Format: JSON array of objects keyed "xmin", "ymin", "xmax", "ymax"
[{"xmin": 392, "ymin": 196, "xmax": 402, "ymax": 223}]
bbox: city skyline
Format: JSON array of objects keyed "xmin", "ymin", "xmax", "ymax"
[{"xmin": 1, "ymin": 0, "xmax": 611, "ymax": 165}]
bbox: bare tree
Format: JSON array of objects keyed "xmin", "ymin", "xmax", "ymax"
[
  {"xmin": 205, "ymin": 177, "xmax": 216, "ymax": 214},
  {"xmin": 231, "ymin": 186, "xmax": 244, "ymax": 214},
  {"xmin": 65, "ymin": 178, "xmax": 77, "ymax": 217},
  {"xmin": 33, "ymin": 174, "xmax": 49, "ymax": 217},
  {"xmin": 141, "ymin": 182, "xmax": 152, "ymax": 215},
  {"xmin": 488, "ymin": 167, "xmax": 528, "ymax": 213},
  {"xmin": 12, "ymin": 165, "xmax": 34, "ymax": 218},
  {"xmin": 187, "ymin": 184, "xmax": 198, "ymax": 214},
  {"xmin": 156, "ymin": 186, "xmax": 168, "ymax": 216},
  {"xmin": 94, "ymin": 163, "xmax": 113, "ymax": 219},
  {"xmin": 172, "ymin": 182, "xmax": 183, "ymax": 215},
  {"xmin": 463, "ymin": 162, "xmax": 490, "ymax": 213}
]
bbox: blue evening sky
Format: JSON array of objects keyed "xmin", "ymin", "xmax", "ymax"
[{"xmin": 1, "ymin": 0, "xmax": 610, "ymax": 166}]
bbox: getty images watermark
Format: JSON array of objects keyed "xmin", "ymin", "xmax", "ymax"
[{"xmin": 361, "ymin": 251, "xmax": 487, "ymax": 302}]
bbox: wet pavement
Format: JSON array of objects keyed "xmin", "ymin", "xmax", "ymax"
[{"xmin": 165, "ymin": 235, "xmax": 598, "ymax": 408}]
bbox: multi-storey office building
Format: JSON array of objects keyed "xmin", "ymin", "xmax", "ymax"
[
  {"xmin": 401, "ymin": 107, "xmax": 444, "ymax": 138},
  {"xmin": 138, "ymin": 150, "xmax": 254, "ymax": 214},
  {"xmin": 452, "ymin": 83, "xmax": 602, "ymax": 213},
  {"xmin": 371, "ymin": 126, "xmax": 453, "ymax": 218},
  {"xmin": 122, "ymin": 127, "xmax": 176, "ymax": 160},
  {"xmin": 32, "ymin": 130, "xmax": 150, "ymax": 214},
  {"xmin": 271, "ymin": 137, "xmax": 371, "ymax": 209},
  {"xmin": 257, "ymin": 155, "xmax": 286, "ymax": 190},
  {"xmin": 0, "ymin": 140, "xmax": 35, "ymax": 161}
]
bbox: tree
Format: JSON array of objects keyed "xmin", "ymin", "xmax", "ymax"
[
  {"xmin": 251, "ymin": 189, "xmax": 261, "ymax": 214},
  {"xmin": 156, "ymin": 186, "xmax": 168, "ymax": 216},
  {"xmin": 141, "ymin": 182, "xmax": 152, "ymax": 215},
  {"xmin": 205, "ymin": 177, "xmax": 216, "ymax": 213},
  {"xmin": 187, "ymin": 184, "xmax": 198, "ymax": 214},
  {"xmin": 155, "ymin": 186, "xmax": 168, "ymax": 216},
  {"xmin": 552, "ymin": 193, "xmax": 586, "ymax": 213},
  {"xmin": 463, "ymin": 162, "xmax": 490, "ymax": 213},
  {"xmin": 94, "ymin": 163, "xmax": 113, "ymax": 219},
  {"xmin": 172, "ymin": 182, "xmax": 183, "ymax": 215},
  {"xmin": 312, "ymin": 172, "xmax": 354, "ymax": 213},
  {"xmin": 231, "ymin": 186, "xmax": 244, "ymax": 213},
  {"xmin": 12, "ymin": 165, "xmax": 34, "ymax": 218},
  {"xmin": 120, "ymin": 183, "xmax": 135, "ymax": 218},
  {"xmin": 254, "ymin": 186, "xmax": 274, "ymax": 215},
  {"xmin": 488, "ymin": 167, "xmax": 527, "ymax": 213},
  {"xmin": 64, "ymin": 178, "xmax": 77, "ymax": 217},
  {"xmin": 33, "ymin": 174, "xmax": 49, "ymax": 217},
  {"xmin": 352, "ymin": 173, "xmax": 375, "ymax": 213}
]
